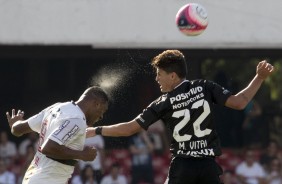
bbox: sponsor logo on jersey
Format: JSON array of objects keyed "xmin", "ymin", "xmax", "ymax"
[
  {"xmin": 170, "ymin": 86, "xmax": 203, "ymax": 104},
  {"xmin": 177, "ymin": 148, "xmax": 215, "ymax": 157},
  {"xmin": 62, "ymin": 125, "xmax": 79, "ymax": 143},
  {"xmin": 172, "ymin": 93, "xmax": 204, "ymax": 110},
  {"xmin": 54, "ymin": 120, "xmax": 71, "ymax": 135}
]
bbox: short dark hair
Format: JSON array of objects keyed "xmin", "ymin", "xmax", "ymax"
[
  {"xmin": 84, "ymin": 86, "xmax": 109, "ymax": 103},
  {"xmin": 151, "ymin": 50, "xmax": 187, "ymax": 79}
]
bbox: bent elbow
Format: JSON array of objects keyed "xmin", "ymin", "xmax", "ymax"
[
  {"xmin": 226, "ymin": 96, "xmax": 248, "ymax": 110},
  {"xmin": 231, "ymin": 103, "xmax": 247, "ymax": 110},
  {"xmin": 41, "ymin": 146, "xmax": 53, "ymax": 157},
  {"xmin": 239, "ymin": 104, "xmax": 248, "ymax": 110},
  {"xmin": 11, "ymin": 127, "xmax": 23, "ymax": 137},
  {"xmin": 41, "ymin": 147, "xmax": 48, "ymax": 155}
]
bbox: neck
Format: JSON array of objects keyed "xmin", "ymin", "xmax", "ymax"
[
  {"xmin": 172, "ymin": 78, "xmax": 185, "ymax": 89},
  {"xmin": 75, "ymin": 100, "xmax": 87, "ymax": 115}
]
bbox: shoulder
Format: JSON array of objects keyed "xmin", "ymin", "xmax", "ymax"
[
  {"xmin": 59, "ymin": 102, "xmax": 85, "ymax": 120},
  {"xmin": 146, "ymin": 94, "xmax": 170, "ymax": 110}
]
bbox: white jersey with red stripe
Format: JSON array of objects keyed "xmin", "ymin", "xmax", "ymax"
[{"xmin": 22, "ymin": 101, "xmax": 87, "ymax": 184}]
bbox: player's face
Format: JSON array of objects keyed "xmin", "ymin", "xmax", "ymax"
[
  {"xmin": 88, "ymin": 101, "xmax": 108, "ymax": 126},
  {"xmin": 155, "ymin": 68, "xmax": 174, "ymax": 93}
]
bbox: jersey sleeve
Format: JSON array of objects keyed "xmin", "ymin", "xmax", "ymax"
[
  {"xmin": 27, "ymin": 110, "xmax": 45, "ymax": 133},
  {"xmin": 206, "ymin": 80, "xmax": 232, "ymax": 105},
  {"xmin": 48, "ymin": 118, "xmax": 84, "ymax": 146},
  {"xmin": 135, "ymin": 96, "xmax": 167, "ymax": 130},
  {"xmin": 27, "ymin": 103, "xmax": 61, "ymax": 133}
]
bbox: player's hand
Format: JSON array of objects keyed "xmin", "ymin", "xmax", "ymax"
[
  {"xmin": 6, "ymin": 109, "xmax": 25, "ymax": 129},
  {"xmin": 256, "ymin": 60, "xmax": 274, "ymax": 80},
  {"xmin": 86, "ymin": 127, "xmax": 96, "ymax": 138},
  {"xmin": 81, "ymin": 146, "xmax": 97, "ymax": 161}
]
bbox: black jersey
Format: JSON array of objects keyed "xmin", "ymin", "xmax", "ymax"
[{"xmin": 135, "ymin": 80, "xmax": 232, "ymax": 158}]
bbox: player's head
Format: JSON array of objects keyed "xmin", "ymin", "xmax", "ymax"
[
  {"xmin": 151, "ymin": 50, "xmax": 187, "ymax": 93},
  {"xmin": 77, "ymin": 86, "xmax": 109, "ymax": 126}
]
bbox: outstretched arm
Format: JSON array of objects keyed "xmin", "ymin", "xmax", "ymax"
[
  {"xmin": 86, "ymin": 120, "xmax": 143, "ymax": 137},
  {"xmin": 225, "ymin": 60, "xmax": 274, "ymax": 110},
  {"xmin": 6, "ymin": 109, "xmax": 33, "ymax": 136}
]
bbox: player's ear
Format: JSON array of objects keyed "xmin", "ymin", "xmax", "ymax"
[{"xmin": 171, "ymin": 72, "xmax": 178, "ymax": 80}]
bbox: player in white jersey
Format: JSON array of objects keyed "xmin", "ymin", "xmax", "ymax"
[{"xmin": 6, "ymin": 86, "xmax": 109, "ymax": 184}]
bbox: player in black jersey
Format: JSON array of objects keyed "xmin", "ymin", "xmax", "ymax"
[{"xmin": 87, "ymin": 50, "xmax": 275, "ymax": 184}]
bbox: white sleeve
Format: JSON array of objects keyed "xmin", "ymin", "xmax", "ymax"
[
  {"xmin": 27, "ymin": 111, "xmax": 45, "ymax": 133},
  {"xmin": 48, "ymin": 118, "xmax": 84, "ymax": 146}
]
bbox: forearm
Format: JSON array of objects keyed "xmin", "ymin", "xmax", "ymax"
[
  {"xmin": 11, "ymin": 120, "xmax": 33, "ymax": 137},
  {"xmin": 235, "ymin": 74, "xmax": 264, "ymax": 105},
  {"xmin": 101, "ymin": 121, "xmax": 142, "ymax": 137},
  {"xmin": 226, "ymin": 75, "xmax": 264, "ymax": 110},
  {"xmin": 101, "ymin": 124, "xmax": 136, "ymax": 136},
  {"xmin": 41, "ymin": 140, "xmax": 83, "ymax": 160}
]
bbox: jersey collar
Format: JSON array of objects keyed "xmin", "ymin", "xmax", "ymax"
[{"xmin": 174, "ymin": 79, "xmax": 189, "ymax": 89}]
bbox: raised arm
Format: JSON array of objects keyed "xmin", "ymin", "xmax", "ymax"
[
  {"xmin": 225, "ymin": 60, "xmax": 274, "ymax": 110},
  {"xmin": 6, "ymin": 109, "xmax": 33, "ymax": 137}
]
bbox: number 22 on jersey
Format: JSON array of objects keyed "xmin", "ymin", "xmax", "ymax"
[{"xmin": 172, "ymin": 99, "xmax": 212, "ymax": 142}]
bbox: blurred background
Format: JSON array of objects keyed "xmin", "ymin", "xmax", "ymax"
[{"xmin": 0, "ymin": 0, "xmax": 282, "ymax": 183}]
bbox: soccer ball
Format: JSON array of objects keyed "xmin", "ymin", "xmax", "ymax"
[{"xmin": 175, "ymin": 3, "xmax": 208, "ymax": 36}]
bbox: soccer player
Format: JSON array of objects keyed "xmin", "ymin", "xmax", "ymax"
[
  {"xmin": 6, "ymin": 86, "xmax": 109, "ymax": 184},
  {"xmin": 87, "ymin": 50, "xmax": 275, "ymax": 184}
]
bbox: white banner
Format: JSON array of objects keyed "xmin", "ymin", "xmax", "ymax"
[{"xmin": 0, "ymin": 0, "xmax": 281, "ymax": 48}]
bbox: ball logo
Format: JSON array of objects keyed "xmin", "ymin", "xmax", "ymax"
[{"xmin": 196, "ymin": 6, "xmax": 208, "ymax": 19}]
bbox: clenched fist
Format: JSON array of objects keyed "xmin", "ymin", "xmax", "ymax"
[{"xmin": 81, "ymin": 146, "xmax": 97, "ymax": 161}]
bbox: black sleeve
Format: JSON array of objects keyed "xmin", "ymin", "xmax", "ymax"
[
  {"xmin": 206, "ymin": 80, "xmax": 232, "ymax": 105},
  {"xmin": 135, "ymin": 96, "xmax": 168, "ymax": 130}
]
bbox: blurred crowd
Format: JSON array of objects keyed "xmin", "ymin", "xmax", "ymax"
[
  {"xmin": 219, "ymin": 140, "xmax": 282, "ymax": 184},
  {"xmin": 1, "ymin": 119, "xmax": 282, "ymax": 184},
  {"xmin": 0, "ymin": 120, "xmax": 170, "ymax": 184}
]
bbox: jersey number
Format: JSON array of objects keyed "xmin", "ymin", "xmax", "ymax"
[{"xmin": 172, "ymin": 99, "xmax": 211, "ymax": 142}]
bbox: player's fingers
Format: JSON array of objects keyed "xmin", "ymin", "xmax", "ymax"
[
  {"xmin": 265, "ymin": 63, "xmax": 274, "ymax": 71},
  {"xmin": 259, "ymin": 60, "xmax": 267, "ymax": 68},
  {"xmin": 17, "ymin": 109, "xmax": 24, "ymax": 116},
  {"xmin": 86, "ymin": 127, "xmax": 95, "ymax": 138},
  {"xmin": 6, "ymin": 112, "xmax": 11, "ymax": 120},
  {"xmin": 19, "ymin": 111, "xmax": 24, "ymax": 117},
  {"xmin": 11, "ymin": 109, "xmax": 15, "ymax": 117}
]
